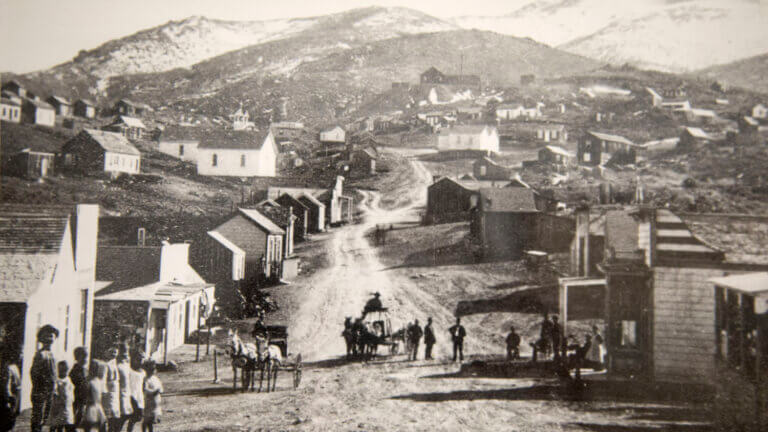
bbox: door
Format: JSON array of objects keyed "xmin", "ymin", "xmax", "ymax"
[
  {"xmin": 184, "ymin": 300, "xmax": 191, "ymax": 343},
  {"xmin": 606, "ymin": 273, "xmax": 652, "ymax": 378},
  {"xmin": 40, "ymin": 157, "xmax": 49, "ymax": 177}
]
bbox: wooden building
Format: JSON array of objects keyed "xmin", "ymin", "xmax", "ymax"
[
  {"xmin": 1, "ymin": 96, "xmax": 21, "ymax": 122},
  {"xmin": 157, "ymin": 125, "xmax": 201, "ymax": 162},
  {"xmin": 7, "ymin": 149, "xmax": 55, "ymax": 179},
  {"xmin": 350, "ymin": 147, "xmax": 377, "ymax": 176},
  {"xmin": 472, "ymin": 157, "xmax": 511, "ymax": 181},
  {"xmin": 113, "ymin": 99, "xmax": 151, "ymax": 117},
  {"xmin": 274, "ymin": 193, "xmax": 309, "ymax": 241},
  {"xmin": 21, "ymin": 97, "xmax": 55, "ymax": 126},
  {"xmin": 470, "ymin": 188, "xmax": 542, "ymax": 259},
  {"xmin": 60, "ymin": 129, "xmax": 141, "ymax": 176},
  {"xmin": 578, "ymin": 131, "xmax": 636, "ymax": 166},
  {"xmin": 46, "ymin": 95, "xmax": 72, "ymax": 117},
  {"xmin": 426, "ymin": 177, "xmax": 512, "ymax": 224},
  {"xmin": 419, "ymin": 66, "xmax": 481, "ymax": 90},
  {"xmin": 253, "ymin": 201, "xmax": 299, "ymax": 279},
  {"xmin": 0, "ymin": 204, "xmax": 99, "ymax": 410},
  {"xmin": 677, "ymin": 127, "xmax": 711, "ymax": 151},
  {"xmin": 196, "ymin": 129, "xmax": 278, "ymax": 177},
  {"xmin": 94, "ymin": 242, "xmax": 214, "ymax": 363},
  {"xmin": 319, "ymin": 125, "xmax": 346, "ymax": 144},
  {"xmin": 73, "ymin": 99, "xmax": 97, "ymax": 118},
  {"xmin": 562, "ymin": 207, "xmax": 768, "ymax": 387},
  {"xmin": 538, "ymin": 145, "xmax": 573, "ymax": 168},
  {"xmin": 437, "ymin": 125, "xmax": 499, "ymax": 154},
  {"xmin": 266, "ymin": 176, "xmax": 350, "ymax": 227},
  {"xmin": 103, "ymin": 115, "xmax": 147, "ymax": 141}
]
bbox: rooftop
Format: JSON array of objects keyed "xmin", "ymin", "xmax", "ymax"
[
  {"xmin": 81, "ymin": 129, "xmax": 141, "ymax": 156},
  {"xmin": 112, "ymin": 116, "xmax": 147, "ymax": 129},
  {"xmin": 587, "ymin": 131, "xmax": 634, "ymax": 146},
  {"xmin": 478, "ymin": 188, "xmax": 538, "ymax": 213},
  {"xmin": 197, "ymin": 129, "xmax": 271, "ymax": 150},
  {"xmin": 439, "ymin": 125, "xmax": 496, "ymax": 135},
  {"xmin": 238, "ymin": 208, "xmax": 285, "ymax": 235}
]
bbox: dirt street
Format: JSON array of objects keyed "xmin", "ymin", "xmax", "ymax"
[{"xmin": 150, "ymin": 157, "xmax": 709, "ymax": 432}]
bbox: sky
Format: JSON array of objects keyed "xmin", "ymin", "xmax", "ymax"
[{"xmin": 0, "ymin": 0, "xmax": 539, "ymax": 73}]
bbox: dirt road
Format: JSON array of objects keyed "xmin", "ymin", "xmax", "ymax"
[{"xmin": 289, "ymin": 158, "xmax": 463, "ymax": 361}]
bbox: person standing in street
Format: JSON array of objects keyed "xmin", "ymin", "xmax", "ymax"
[
  {"xmin": 1, "ymin": 349, "xmax": 22, "ymax": 432},
  {"xmin": 423, "ymin": 317, "xmax": 436, "ymax": 360},
  {"xmin": 69, "ymin": 347, "xmax": 89, "ymax": 429},
  {"xmin": 506, "ymin": 326, "xmax": 521, "ymax": 361},
  {"xmin": 408, "ymin": 319, "xmax": 423, "ymax": 361},
  {"xmin": 102, "ymin": 345, "xmax": 121, "ymax": 432},
  {"xmin": 551, "ymin": 315, "xmax": 565, "ymax": 362},
  {"xmin": 30, "ymin": 324, "xmax": 59, "ymax": 432},
  {"xmin": 448, "ymin": 317, "xmax": 466, "ymax": 362}
]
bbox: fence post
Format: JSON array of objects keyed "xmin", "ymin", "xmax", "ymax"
[{"xmin": 213, "ymin": 350, "xmax": 219, "ymax": 383}]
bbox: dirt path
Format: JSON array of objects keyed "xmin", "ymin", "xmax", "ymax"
[{"xmin": 288, "ymin": 158, "xmax": 462, "ymax": 361}]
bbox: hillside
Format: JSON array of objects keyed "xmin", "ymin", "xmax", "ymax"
[
  {"xmin": 452, "ymin": 0, "xmax": 768, "ymax": 72},
  {"xmin": 696, "ymin": 53, "xmax": 768, "ymax": 95},
  {"xmin": 20, "ymin": 7, "xmax": 458, "ymax": 101}
]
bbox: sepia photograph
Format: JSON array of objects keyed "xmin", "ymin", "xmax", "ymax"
[{"xmin": 1, "ymin": 0, "xmax": 768, "ymax": 430}]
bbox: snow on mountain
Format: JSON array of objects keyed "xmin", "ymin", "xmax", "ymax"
[
  {"xmin": 452, "ymin": 0, "xmax": 768, "ymax": 72},
  {"xmin": 51, "ymin": 7, "xmax": 458, "ymax": 79}
]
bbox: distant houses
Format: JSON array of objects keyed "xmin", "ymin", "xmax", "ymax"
[
  {"xmin": 350, "ymin": 147, "xmax": 378, "ymax": 176},
  {"xmin": 437, "ymin": 125, "xmax": 499, "ymax": 154},
  {"xmin": 577, "ymin": 131, "xmax": 636, "ymax": 166},
  {"xmin": 103, "ymin": 115, "xmax": 147, "ymax": 140},
  {"xmin": 538, "ymin": 145, "xmax": 574, "ymax": 169},
  {"xmin": 46, "ymin": 95, "xmax": 72, "ymax": 117},
  {"xmin": 472, "ymin": 157, "xmax": 511, "ymax": 181},
  {"xmin": 677, "ymin": 127, "xmax": 711, "ymax": 151},
  {"xmin": 7, "ymin": 149, "xmax": 56, "ymax": 179},
  {"xmin": 470, "ymin": 187, "xmax": 540, "ymax": 258},
  {"xmin": 113, "ymin": 99, "xmax": 152, "ymax": 117},
  {"xmin": 495, "ymin": 103, "xmax": 542, "ymax": 121},
  {"xmin": 425, "ymin": 176, "xmax": 511, "ymax": 224},
  {"xmin": 420, "ymin": 66, "xmax": 481, "ymax": 91},
  {"xmin": 266, "ymin": 176, "xmax": 351, "ymax": 228},
  {"xmin": 21, "ymin": 98, "xmax": 56, "ymax": 127},
  {"xmin": 196, "ymin": 129, "xmax": 278, "ymax": 177},
  {"xmin": 60, "ymin": 129, "xmax": 141, "ymax": 176},
  {"xmin": 319, "ymin": 125, "xmax": 346, "ymax": 145},
  {"xmin": 74, "ymin": 99, "xmax": 97, "ymax": 118},
  {"xmin": 1, "ymin": 96, "xmax": 21, "ymax": 122}
]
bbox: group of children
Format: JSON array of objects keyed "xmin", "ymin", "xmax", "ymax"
[{"xmin": 26, "ymin": 325, "xmax": 164, "ymax": 432}]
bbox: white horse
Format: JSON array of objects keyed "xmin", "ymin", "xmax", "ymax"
[{"xmin": 226, "ymin": 329, "xmax": 282, "ymax": 392}]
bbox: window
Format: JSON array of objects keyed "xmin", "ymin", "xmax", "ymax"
[
  {"xmin": 64, "ymin": 305, "xmax": 70, "ymax": 351},
  {"xmin": 479, "ymin": 166, "xmax": 487, "ymax": 176},
  {"xmin": 80, "ymin": 290, "xmax": 87, "ymax": 344},
  {"xmin": 240, "ymin": 154, "xmax": 246, "ymax": 167},
  {"xmin": 179, "ymin": 145, "xmax": 184, "ymax": 156},
  {"xmin": 212, "ymin": 154, "xmax": 218, "ymax": 166},
  {"xmin": 620, "ymin": 320, "xmax": 637, "ymax": 348}
]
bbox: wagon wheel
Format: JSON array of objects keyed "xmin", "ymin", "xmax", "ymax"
[
  {"xmin": 390, "ymin": 342, "xmax": 399, "ymax": 355},
  {"xmin": 293, "ymin": 353, "xmax": 303, "ymax": 389}
]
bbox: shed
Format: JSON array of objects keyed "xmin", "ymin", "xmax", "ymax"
[
  {"xmin": 74, "ymin": 99, "xmax": 97, "ymax": 118},
  {"xmin": 470, "ymin": 188, "xmax": 540, "ymax": 258},
  {"xmin": 60, "ymin": 129, "xmax": 141, "ymax": 176}
]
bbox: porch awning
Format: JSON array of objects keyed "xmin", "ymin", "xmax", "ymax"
[{"xmin": 710, "ymin": 272, "xmax": 768, "ymax": 314}]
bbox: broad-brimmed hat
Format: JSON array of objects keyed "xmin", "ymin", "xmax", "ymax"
[{"xmin": 37, "ymin": 324, "xmax": 59, "ymax": 339}]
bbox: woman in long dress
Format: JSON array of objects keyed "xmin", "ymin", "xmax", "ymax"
[{"xmin": 586, "ymin": 325, "xmax": 605, "ymax": 370}]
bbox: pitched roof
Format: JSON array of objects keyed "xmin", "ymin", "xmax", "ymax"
[
  {"xmin": 22, "ymin": 97, "xmax": 54, "ymax": 110},
  {"xmin": 49, "ymin": 95, "xmax": 71, "ymax": 105},
  {"xmin": 96, "ymin": 280, "xmax": 210, "ymax": 303},
  {"xmin": 197, "ymin": 129, "xmax": 271, "ymax": 150},
  {"xmin": 688, "ymin": 108, "xmax": 716, "ymax": 117},
  {"xmin": 1, "ymin": 97, "xmax": 20, "ymax": 107},
  {"xmin": 238, "ymin": 208, "xmax": 285, "ymax": 235},
  {"xmin": 543, "ymin": 145, "xmax": 573, "ymax": 157},
  {"xmin": 0, "ymin": 213, "xmax": 69, "ymax": 303},
  {"xmin": 159, "ymin": 125, "xmax": 207, "ymax": 142},
  {"xmin": 645, "ymin": 87, "xmax": 662, "ymax": 99},
  {"xmin": 207, "ymin": 230, "xmax": 245, "ymax": 255},
  {"xmin": 439, "ymin": 125, "xmax": 496, "ymax": 136},
  {"xmin": 76, "ymin": 98, "xmax": 95, "ymax": 106},
  {"xmin": 275, "ymin": 193, "xmax": 309, "ymax": 211},
  {"xmin": 684, "ymin": 127, "xmax": 710, "ymax": 140},
  {"xmin": 112, "ymin": 115, "xmax": 147, "ymax": 129},
  {"xmin": 251, "ymin": 203, "xmax": 292, "ymax": 228},
  {"xmin": 96, "ymin": 246, "xmax": 162, "ymax": 295},
  {"xmin": 81, "ymin": 129, "xmax": 140, "ymax": 156},
  {"xmin": 709, "ymin": 273, "xmax": 768, "ymax": 296},
  {"xmin": 587, "ymin": 131, "xmax": 634, "ymax": 146},
  {"xmin": 478, "ymin": 188, "xmax": 538, "ymax": 213},
  {"xmin": 298, "ymin": 193, "xmax": 325, "ymax": 208}
]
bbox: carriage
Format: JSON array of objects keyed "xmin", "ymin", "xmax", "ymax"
[
  {"xmin": 226, "ymin": 325, "xmax": 302, "ymax": 392},
  {"xmin": 361, "ymin": 308, "xmax": 404, "ymax": 356}
]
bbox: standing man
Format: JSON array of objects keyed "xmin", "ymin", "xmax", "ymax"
[
  {"xmin": 423, "ymin": 317, "xmax": 436, "ymax": 360},
  {"xmin": 551, "ymin": 315, "xmax": 565, "ymax": 362},
  {"xmin": 30, "ymin": 325, "xmax": 59, "ymax": 432},
  {"xmin": 506, "ymin": 326, "xmax": 521, "ymax": 361},
  {"xmin": 448, "ymin": 317, "xmax": 466, "ymax": 362},
  {"xmin": 1, "ymin": 349, "xmax": 22, "ymax": 432},
  {"xmin": 408, "ymin": 319, "xmax": 423, "ymax": 361}
]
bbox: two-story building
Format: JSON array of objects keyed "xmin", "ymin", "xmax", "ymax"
[
  {"xmin": 103, "ymin": 115, "xmax": 147, "ymax": 141},
  {"xmin": 577, "ymin": 131, "xmax": 636, "ymax": 166}
]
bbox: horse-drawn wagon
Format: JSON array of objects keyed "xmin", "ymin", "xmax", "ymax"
[
  {"xmin": 225, "ymin": 326, "xmax": 302, "ymax": 392},
  {"xmin": 343, "ymin": 308, "xmax": 406, "ymax": 360}
]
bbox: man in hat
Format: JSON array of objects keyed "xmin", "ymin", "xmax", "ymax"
[
  {"xmin": 423, "ymin": 317, "xmax": 436, "ymax": 360},
  {"xmin": 30, "ymin": 324, "xmax": 58, "ymax": 432},
  {"xmin": 448, "ymin": 317, "xmax": 466, "ymax": 362},
  {"xmin": 506, "ymin": 326, "xmax": 521, "ymax": 361},
  {"xmin": 363, "ymin": 292, "xmax": 383, "ymax": 316}
]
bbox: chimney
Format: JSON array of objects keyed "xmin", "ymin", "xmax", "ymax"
[{"xmin": 72, "ymin": 204, "xmax": 99, "ymax": 348}]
